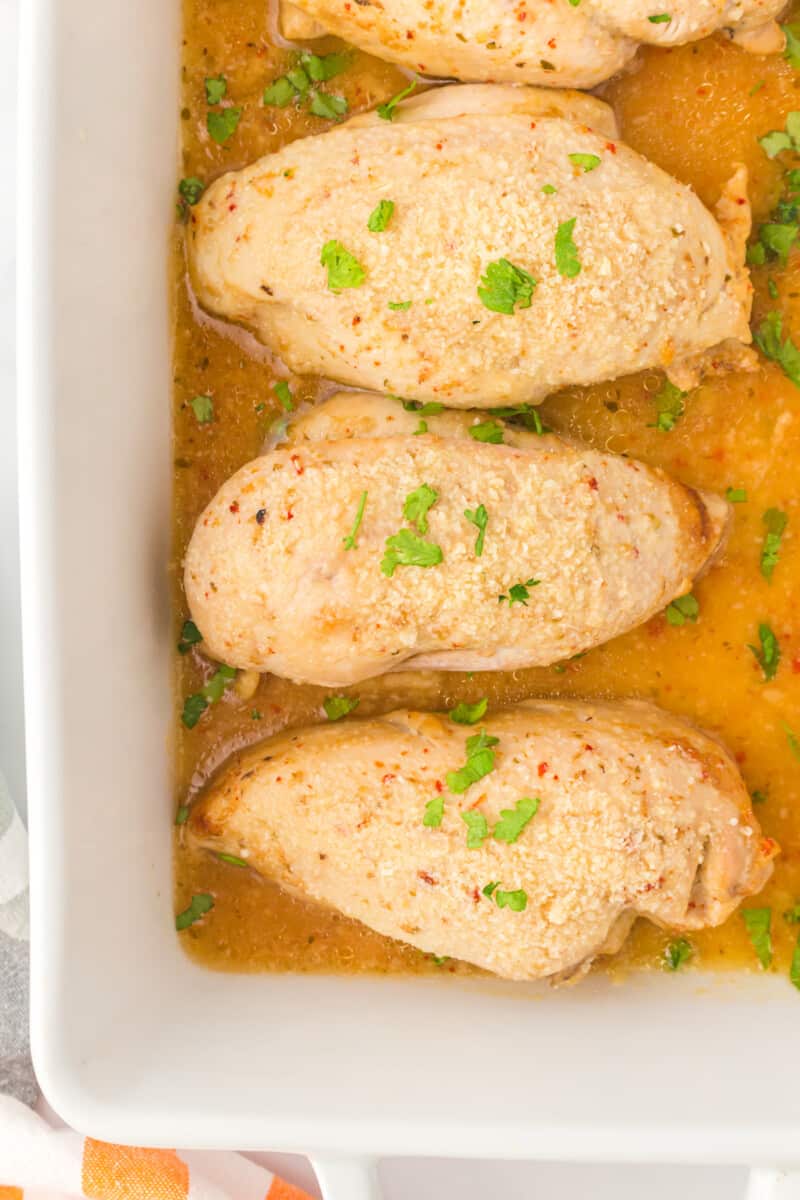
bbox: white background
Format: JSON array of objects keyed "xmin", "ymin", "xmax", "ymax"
[{"xmin": 0, "ymin": 0, "xmax": 752, "ymax": 1192}]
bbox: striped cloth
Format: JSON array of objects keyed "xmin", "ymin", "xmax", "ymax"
[{"xmin": 0, "ymin": 770, "xmax": 312, "ymax": 1200}]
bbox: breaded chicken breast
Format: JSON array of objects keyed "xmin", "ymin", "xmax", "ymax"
[
  {"xmin": 184, "ymin": 392, "xmax": 730, "ymax": 686},
  {"xmin": 188, "ymin": 85, "xmax": 754, "ymax": 407},
  {"xmin": 279, "ymin": 0, "xmax": 785, "ymax": 87},
  {"xmin": 187, "ymin": 700, "xmax": 777, "ymax": 982}
]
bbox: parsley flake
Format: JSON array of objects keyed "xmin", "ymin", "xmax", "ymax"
[
  {"xmin": 742, "ymin": 907, "xmax": 773, "ymax": 969},
  {"xmin": 423, "ymin": 796, "xmax": 445, "ymax": 827},
  {"xmin": 302, "ymin": 50, "xmax": 349, "ymax": 81},
  {"xmin": 176, "ymin": 893, "xmax": 214, "ymax": 931},
  {"xmin": 177, "ymin": 619, "xmax": 203, "ymax": 655},
  {"xmin": 175, "ymin": 805, "xmax": 190, "ymax": 826},
  {"xmin": 464, "ymin": 504, "xmax": 488, "ymax": 556},
  {"xmin": 205, "ymin": 75, "xmax": 227, "ymax": 105},
  {"xmin": 760, "ymin": 508, "xmax": 788, "ymax": 581},
  {"xmin": 263, "ymin": 76, "xmax": 296, "ymax": 107},
  {"xmin": 368, "ymin": 199, "xmax": 395, "ymax": 232},
  {"xmin": 216, "ymin": 852, "xmax": 249, "ymax": 868},
  {"xmin": 748, "ymin": 622, "xmax": 781, "ymax": 682},
  {"xmin": 648, "ymin": 12, "xmax": 671, "ymax": 22},
  {"xmin": 320, "ymin": 240, "xmax": 366, "ymax": 290},
  {"xmin": 388, "ymin": 300, "xmax": 412, "ymax": 311},
  {"xmin": 190, "ymin": 395, "xmax": 214, "ymax": 423},
  {"xmin": 377, "ymin": 79, "xmax": 417, "ymax": 120},
  {"xmin": 664, "ymin": 937, "xmax": 693, "ymax": 971},
  {"xmin": 381, "ymin": 529, "xmax": 443, "ymax": 576},
  {"xmin": 542, "ymin": 183, "xmax": 558, "ymax": 194},
  {"xmin": 461, "ymin": 810, "xmax": 490, "ymax": 849},
  {"xmin": 401, "ymin": 399, "xmax": 444, "ymax": 415},
  {"xmin": 274, "ymin": 380, "xmax": 294, "ymax": 411},
  {"xmin": 784, "ymin": 23, "xmax": 800, "ymax": 69},
  {"xmin": 478, "ymin": 258, "xmax": 537, "ymax": 315},
  {"xmin": 468, "ymin": 420, "xmax": 504, "ymax": 444},
  {"xmin": 179, "ymin": 176, "xmax": 205, "ymax": 206},
  {"xmin": 494, "ymin": 887, "xmax": 528, "ymax": 912},
  {"xmin": 446, "ymin": 729, "xmax": 499, "ymax": 794},
  {"xmin": 309, "ymin": 92, "xmax": 348, "ymax": 120},
  {"xmin": 207, "ymin": 107, "xmax": 242, "ymax": 145},
  {"xmin": 403, "ymin": 483, "xmax": 439, "ymax": 534},
  {"xmin": 323, "ymin": 695, "xmax": 360, "ymax": 721},
  {"xmin": 493, "ymin": 796, "xmax": 539, "ymax": 844},
  {"xmin": 182, "ymin": 663, "xmax": 237, "ymax": 728},
  {"xmin": 498, "ymin": 578, "xmax": 539, "ymax": 606},
  {"xmin": 651, "ymin": 378, "xmax": 686, "ymax": 431},
  {"xmin": 343, "ymin": 490, "xmax": 368, "ymax": 550},
  {"xmin": 754, "ymin": 311, "xmax": 800, "ymax": 387},
  {"xmin": 555, "ymin": 217, "xmax": 581, "ymax": 277},
  {"xmin": 568, "ymin": 152, "xmax": 601, "ymax": 172},
  {"xmin": 449, "ymin": 697, "xmax": 488, "ymax": 725},
  {"xmin": 492, "ymin": 404, "xmax": 548, "ymax": 434},
  {"xmin": 665, "ymin": 593, "xmax": 699, "ymax": 626},
  {"xmin": 726, "ymin": 487, "xmax": 747, "ymax": 503}
]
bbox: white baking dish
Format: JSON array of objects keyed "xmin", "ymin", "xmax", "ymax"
[{"xmin": 17, "ymin": 0, "xmax": 800, "ymax": 1191}]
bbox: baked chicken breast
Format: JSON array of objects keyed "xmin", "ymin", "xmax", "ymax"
[
  {"xmin": 279, "ymin": 0, "xmax": 785, "ymax": 88},
  {"xmin": 184, "ymin": 392, "xmax": 730, "ymax": 686},
  {"xmin": 188, "ymin": 84, "xmax": 753, "ymax": 407},
  {"xmin": 187, "ymin": 700, "xmax": 777, "ymax": 982}
]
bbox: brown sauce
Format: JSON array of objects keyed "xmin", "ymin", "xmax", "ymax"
[{"xmin": 174, "ymin": 0, "xmax": 800, "ymax": 981}]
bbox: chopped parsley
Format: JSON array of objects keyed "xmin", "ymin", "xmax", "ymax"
[
  {"xmin": 403, "ymin": 483, "xmax": 439, "ymax": 534},
  {"xmin": 204, "ymin": 75, "xmax": 227, "ymax": 105},
  {"xmin": 388, "ymin": 300, "xmax": 412, "ymax": 311},
  {"xmin": 368, "ymin": 199, "xmax": 395, "ymax": 232},
  {"xmin": 568, "ymin": 152, "xmax": 601, "ymax": 172},
  {"xmin": 263, "ymin": 76, "xmax": 296, "ymax": 107},
  {"xmin": 648, "ymin": 12, "xmax": 671, "ymax": 22},
  {"xmin": 309, "ymin": 92, "xmax": 348, "ymax": 120},
  {"xmin": 446, "ymin": 729, "xmax": 499, "ymax": 794},
  {"xmin": 742, "ymin": 906, "xmax": 773, "ymax": 969},
  {"xmin": 498, "ymin": 578, "xmax": 539, "ymax": 606},
  {"xmin": 542, "ymin": 183, "xmax": 558, "ymax": 194},
  {"xmin": 461, "ymin": 810, "xmax": 490, "ymax": 849},
  {"xmin": 413, "ymin": 420, "xmax": 428, "ymax": 435},
  {"xmin": 754, "ymin": 311, "xmax": 800, "ymax": 387},
  {"xmin": 760, "ymin": 507, "xmax": 788, "ymax": 581},
  {"xmin": 726, "ymin": 487, "xmax": 747, "ymax": 503},
  {"xmin": 784, "ymin": 23, "xmax": 800, "ymax": 69},
  {"xmin": 493, "ymin": 796, "xmax": 539, "ymax": 844},
  {"xmin": 664, "ymin": 937, "xmax": 693, "ymax": 971},
  {"xmin": 302, "ymin": 50, "xmax": 349, "ymax": 81},
  {"xmin": 482, "ymin": 881, "xmax": 499, "ymax": 897},
  {"xmin": 343, "ymin": 490, "xmax": 368, "ymax": 550},
  {"xmin": 381, "ymin": 529, "xmax": 443, "ymax": 576},
  {"xmin": 274, "ymin": 380, "xmax": 294, "ymax": 411},
  {"xmin": 651, "ymin": 378, "xmax": 686, "ymax": 431},
  {"xmin": 665, "ymin": 593, "xmax": 699, "ymax": 627},
  {"xmin": 377, "ymin": 79, "xmax": 417, "ymax": 121},
  {"xmin": 494, "ymin": 887, "xmax": 528, "ymax": 912},
  {"xmin": 323, "ymin": 695, "xmax": 360, "ymax": 721},
  {"xmin": 478, "ymin": 258, "xmax": 537, "ymax": 314},
  {"xmin": 748, "ymin": 622, "xmax": 781, "ymax": 681},
  {"xmin": 492, "ymin": 404, "xmax": 548, "ymax": 434},
  {"xmin": 468, "ymin": 420, "xmax": 504, "ymax": 444},
  {"xmin": 401, "ymin": 399, "xmax": 444, "ymax": 415},
  {"xmin": 216, "ymin": 852, "xmax": 249, "ymax": 868},
  {"xmin": 758, "ymin": 222, "xmax": 798, "ymax": 265},
  {"xmin": 175, "ymin": 893, "xmax": 214, "ymax": 931},
  {"xmin": 178, "ymin": 176, "xmax": 205, "ymax": 206},
  {"xmin": 190, "ymin": 394, "xmax": 214, "ymax": 423},
  {"xmin": 207, "ymin": 107, "xmax": 242, "ymax": 145},
  {"xmin": 181, "ymin": 663, "xmax": 237, "ymax": 728},
  {"xmin": 464, "ymin": 504, "xmax": 488, "ymax": 556},
  {"xmin": 175, "ymin": 805, "xmax": 190, "ymax": 826},
  {"xmin": 423, "ymin": 796, "xmax": 445, "ymax": 827},
  {"xmin": 449, "ymin": 697, "xmax": 488, "ymax": 725},
  {"xmin": 177, "ymin": 619, "xmax": 203, "ymax": 655},
  {"xmin": 320, "ymin": 240, "xmax": 366, "ymax": 290},
  {"xmin": 554, "ymin": 217, "xmax": 581, "ymax": 277},
  {"xmin": 758, "ymin": 112, "xmax": 800, "ymax": 159}
]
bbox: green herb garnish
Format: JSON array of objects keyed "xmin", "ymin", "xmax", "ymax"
[
  {"xmin": 175, "ymin": 805, "xmax": 190, "ymax": 826},
  {"xmin": 498, "ymin": 578, "xmax": 539, "ymax": 606},
  {"xmin": 493, "ymin": 796, "xmax": 539, "ymax": 844},
  {"xmin": 494, "ymin": 887, "xmax": 528, "ymax": 912},
  {"xmin": 380, "ymin": 529, "xmax": 443, "ymax": 576},
  {"xmin": 207, "ymin": 107, "xmax": 242, "ymax": 145},
  {"xmin": 760, "ymin": 507, "xmax": 788, "ymax": 581},
  {"xmin": 176, "ymin": 893, "xmax": 214, "ymax": 931},
  {"xmin": 190, "ymin": 394, "xmax": 214, "ymax": 423},
  {"xmin": 368, "ymin": 199, "xmax": 395, "ymax": 232},
  {"xmin": 205, "ymin": 75, "xmax": 227, "ymax": 105},
  {"xmin": 555, "ymin": 217, "xmax": 581, "ymax": 278},
  {"xmin": 742, "ymin": 907, "xmax": 773, "ymax": 969},
  {"xmin": 376, "ymin": 79, "xmax": 417, "ymax": 121},
  {"xmin": 755, "ymin": 311, "xmax": 800, "ymax": 388},
  {"xmin": 403, "ymin": 483, "xmax": 439, "ymax": 534},
  {"xmin": 726, "ymin": 487, "xmax": 747, "ymax": 503},
  {"xmin": 274, "ymin": 380, "xmax": 294, "ymax": 411},
  {"xmin": 665, "ymin": 593, "xmax": 699, "ymax": 627},
  {"xmin": 309, "ymin": 92, "xmax": 348, "ymax": 120},
  {"xmin": 178, "ymin": 619, "xmax": 203, "ymax": 655},
  {"xmin": 664, "ymin": 937, "xmax": 693, "ymax": 970},
  {"xmin": 343, "ymin": 490, "xmax": 367, "ymax": 550},
  {"xmin": 568, "ymin": 152, "xmax": 601, "ymax": 172},
  {"xmin": 263, "ymin": 76, "xmax": 296, "ymax": 107},
  {"xmin": 748, "ymin": 622, "xmax": 781, "ymax": 681},
  {"xmin": 477, "ymin": 258, "xmax": 537, "ymax": 315},
  {"xmin": 461, "ymin": 810, "xmax": 490, "ymax": 849},
  {"xmin": 468, "ymin": 420, "xmax": 504, "ymax": 444},
  {"xmin": 446, "ymin": 729, "xmax": 499, "ymax": 794},
  {"xmin": 464, "ymin": 504, "xmax": 488, "ymax": 556},
  {"xmin": 423, "ymin": 796, "xmax": 445, "ymax": 827},
  {"xmin": 323, "ymin": 695, "xmax": 360, "ymax": 721},
  {"xmin": 216, "ymin": 852, "xmax": 249, "ymax": 868},
  {"xmin": 449, "ymin": 697, "xmax": 488, "ymax": 725},
  {"xmin": 320, "ymin": 240, "xmax": 366, "ymax": 290},
  {"xmin": 651, "ymin": 378, "xmax": 686, "ymax": 432},
  {"xmin": 179, "ymin": 177, "xmax": 205, "ymax": 206}
]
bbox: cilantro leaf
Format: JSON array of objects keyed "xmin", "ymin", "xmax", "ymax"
[
  {"xmin": 179, "ymin": 176, "xmax": 205, "ymax": 206},
  {"xmin": 464, "ymin": 504, "xmax": 488, "ymax": 556},
  {"xmin": 468, "ymin": 420, "xmax": 504, "ymax": 444},
  {"xmin": 493, "ymin": 796, "xmax": 539, "ymax": 844},
  {"xmin": 446, "ymin": 729, "xmax": 499, "ymax": 794},
  {"xmin": 380, "ymin": 529, "xmax": 443, "ymax": 576},
  {"xmin": 665, "ymin": 593, "xmax": 699, "ymax": 626},
  {"xmin": 449, "ymin": 697, "xmax": 488, "ymax": 725},
  {"xmin": 320, "ymin": 240, "xmax": 366, "ymax": 290},
  {"xmin": 568, "ymin": 152, "xmax": 601, "ymax": 172},
  {"xmin": 376, "ymin": 79, "xmax": 417, "ymax": 121},
  {"xmin": 207, "ymin": 107, "xmax": 242, "ymax": 145},
  {"xmin": 726, "ymin": 487, "xmax": 747, "ymax": 503},
  {"xmin": 492, "ymin": 404, "xmax": 548, "ymax": 434},
  {"xmin": 542, "ymin": 183, "xmax": 557, "ymax": 194},
  {"xmin": 403, "ymin": 483, "xmax": 439, "ymax": 534},
  {"xmin": 754, "ymin": 312, "xmax": 800, "ymax": 387},
  {"xmin": 784, "ymin": 23, "xmax": 800, "ymax": 69},
  {"xmin": 759, "ymin": 129, "xmax": 793, "ymax": 158},
  {"xmin": 760, "ymin": 507, "xmax": 788, "ymax": 581},
  {"xmin": 181, "ymin": 693, "xmax": 208, "ymax": 729},
  {"xmin": 205, "ymin": 75, "xmax": 227, "ymax": 105},
  {"xmin": 482, "ymin": 881, "xmax": 499, "ymax": 897},
  {"xmin": 263, "ymin": 76, "xmax": 296, "ymax": 107},
  {"xmin": 190, "ymin": 394, "xmax": 214, "ymax": 423},
  {"xmin": 343, "ymin": 490, "xmax": 367, "ymax": 550},
  {"xmin": 759, "ymin": 222, "xmax": 799, "ymax": 265},
  {"xmin": 478, "ymin": 258, "xmax": 537, "ymax": 315},
  {"xmin": 323, "ymin": 695, "xmax": 360, "ymax": 721},
  {"xmin": 309, "ymin": 92, "xmax": 348, "ymax": 120},
  {"xmin": 400, "ymin": 399, "xmax": 444, "ymax": 415},
  {"xmin": 498, "ymin": 578, "xmax": 539, "ymax": 606},
  {"xmin": 555, "ymin": 217, "xmax": 581, "ymax": 278},
  {"xmin": 177, "ymin": 619, "xmax": 203, "ymax": 655},
  {"xmin": 176, "ymin": 893, "xmax": 214, "ymax": 931},
  {"xmin": 301, "ymin": 51, "xmax": 349, "ymax": 81},
  {"xmin": 216, "ymin": 852, "xmax": 249, "ymax": 868},
  {"xmin": 651, "ymin": 378, "xmax": 686, "ymax": 432},
  {"xmin": 664, "ymin": 937, "xmax": 693, "ymax": 971},
  {"xmin": 274, "ymin": 380, "xmax": 294, "ymax": 411},
  {"xmin": 495, "ymin": 887, "xmax": 528, "ymax": 912},
  {"xmin": 368, "ymin": 199, "xmax": 395, "ymax": 232},
  {"xmin": 182, "ymin": 663, "xmax": 237, "ymax": 728},
  {"xmin": 423, "ymin": 796, "xmax": 445, "ymax": 827},
  {"xmin": 461, "ymin": 810, "xmax": 489, "ymax": 849},
  {"xmin": 742, "ymin": 907, "xmax": 773, "ymax": 969},
  {"xmin": 748, "ymin": 622, "xmax": 781, "ymax": 681}
]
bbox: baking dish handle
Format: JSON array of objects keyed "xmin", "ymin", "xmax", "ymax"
[
  {"xmin": 747, "ymin": 1170, "xmax": 800, "ymax": 1199},
  {"xmin": 312, "ymin": 1155, "xmax": 382, "ymax": 1200}
]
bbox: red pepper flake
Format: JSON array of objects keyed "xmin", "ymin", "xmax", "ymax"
[
  {"xmin": 285, "ymin": 509, "xmax": 294, "ymax": 520},
  {"xmin": 537, "ymin": 762, "xmax": 549, "ymax": 777},
  {"xmin": 605, "ymin": 142, "xmax": 617, "ymax": 154},
  {"xmin": 381, "ymin": 773, "xmax": 396, "ymax": 785},
  {"xmin": 229, "ymin": 501, "xmax": 240, "ymax": 514},
  {"xmin": 792, "ymin": 657, "xmax": 800, "ymax": 674},
  {"xmin": 584, "ymin": 743, "xmax": 593, "ymax": 752},
  {"xmin": 406, "ymin": 29, "xmax": 415, "ymax": 38},
  {"xmin": 434, "ymin": 779, "xmax": 444, "ymax": 793},
  {"xmin": 471, "ymin": 886, "xmax": 481, "ymax": 904},
  {"xmin": 228, "ymin": 204, "xmax": 237, "ymax": 212},
  {"xmin": 587, "ymin": 477, "xmax": 599, "ymax": 491},
  {"xmin": 418, "ymin": 870, "xmax": 438, "ymax": 886},
  {"xmin": 547, "ymin": 37, "xmax": 556, "ymax": 48}
]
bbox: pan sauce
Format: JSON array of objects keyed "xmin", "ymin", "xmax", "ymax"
[{"xmin": 174, "ymin": 0, "xmax": 800, "ymax": 980}]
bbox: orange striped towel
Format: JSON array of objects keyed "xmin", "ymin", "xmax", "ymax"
[{"xmin": 0, "ymin": 1097, "xmax": 313, "ymax": 1200}]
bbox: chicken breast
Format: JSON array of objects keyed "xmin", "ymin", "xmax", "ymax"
[
  {"xmin": 188, "ymin": 84, "xmax": 754, "ymax": 407},
  {"xmin": 187, "ymin": 700, "xmax": 777, "ymax": 981},
  {"xmin": 279, "ymin": 0, "xmax": 785, "ymax": 88},
  {"xmin": 184, "ymin": 391, "xmax": 730, "ymax": 686}
]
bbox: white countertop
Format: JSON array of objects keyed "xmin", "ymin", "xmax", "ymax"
[{"xmin": 0, "ymin": 0, "xmax": 752, "ymax": 1192}]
